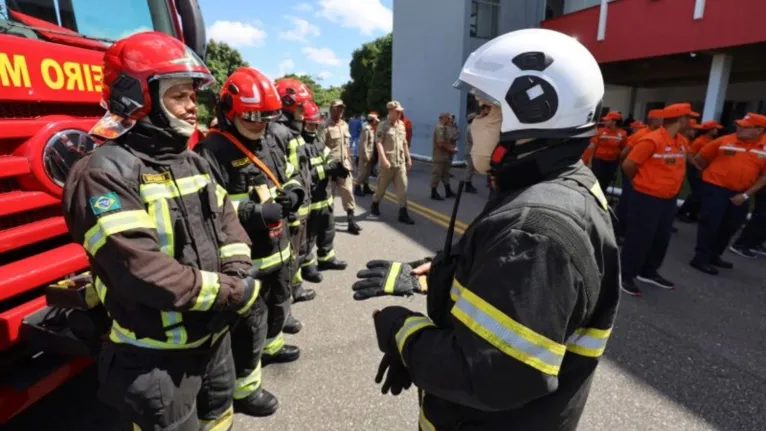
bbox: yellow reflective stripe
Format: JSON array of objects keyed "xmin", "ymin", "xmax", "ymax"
[
  {"xmin": 233, "ymin": 361, "xmax": 262, "ymax": 399},
  {"xmin": 108, "ymin": 320, "xmax": 215, "ymax": 349},
  {"xmin": 322, "ymin": 146, "xmax": 331, "ymax": 158},
  {"xmin": 252, "ymin": 244, "xmax": 292, "ymax": 272},
  {"xmin": 450, "ymin": 279, "xmax": 566, "ymax": 376},
  {"xmin": 310, "ymin": 196, "xmax": 332, "ymax": 211},
  {"xmin": 219, "ymin": 243, "xmax": 251, "ymax": 259},
  {"xmin": 288, "ymin": 138, "xmax": 300, "ymax": 171},
  {"xmin": 284, "ymin": 178, "xmax": 301, "ymax": 189},
  {"xmin": 317, "ymin": 248, "xmax": 336, "ymax": 261},
  {"xmin": 190, "ymin": 271, "xmax": 220, "ymax": 312},
  {"xmin": 309, "ymin": 156, "xmax": 324, "ymax": 166},
  {"xmin": 291, "ymin": 268, "xmax": 303, "ymax": 284},
  {"xmin": 133, "ymin": 424, "xmax": 142, "ymax": 431},
  {"xmin": 589, "ymin": 182, "xmax": 608, "ymax": 211},
  {"xmin": 317, "ymin": 164, "xmax": 326, "ymax": 180},
  {"xmin": 215, "ymin": 184, "xmax": 227, "ymax": 208},
  {"xmin": 200, "ymin": 406, "xmax": 234, "ymax": 431},
  {"xmin": 566, "ymin": 327, "xmax": 612, "ymax": 358},
  {"xmin": 395, "ymin": 315, "xmax": 435, "ymax": 364},
  {"xmin": 289, "ymin": 219, "xmax": 300, "ymax": 227},
  {"xmin": 147, "ymin": 199, "xmax": 174, "ymax": 256},
  {"xmin": 301, "ymin": 256, "xmax": 317, "ymax": 267},
  {"xmin": 263, "ymin": 332, "xmax": 285, "ymax": 355},
  {"xmin": 297, "ymin": 205, "xmax": 310, "ymax": 217},
  {"xmin": 83, "ymin": 210, "xmax": 155, "ymax": 256},
  {"xmin": 419, "ymin": 409, "xmax": 436, "ymax": 431},
  {"xmin": 285, "ymin": 159, "xmax": 296, "ymax": 178},
  {"xmin": 384, "ymin": 262, "xmax": 401, "ymax": 294},
  {"xmin": 161, "ymin": 310, "xmax": 188, "ymax": 345},
  {"xmin": 94, "ymin": 277, "xmax": 107, "ymax": 303},
  {"xmin": 138, "ymin": 174, "xmax": 210, "ymax": 203},
  {"xmin": 237, "ymin": 279, "xmax": 260, "ymax": 315}
]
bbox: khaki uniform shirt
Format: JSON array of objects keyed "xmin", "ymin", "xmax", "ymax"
[
  {"xmin": 323, "ymin": 119, "xmax": 352, "ymax": 169},
  {"xmin": 376, "ymin": 119, "xmax": 407, "ymax": 167},
  {"xmin": 433, "ymin": 124, "xmax": 452, "ymax": 163},
  {"xmin": 359, "ymin": 124, "xmax": 375, "ymax": 162}
]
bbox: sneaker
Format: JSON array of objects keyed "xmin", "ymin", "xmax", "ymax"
[
  {"xmin": 711, "ymin": 256, "xmax": 734, "ymax": 269},
  {"xmin": 729, "ymin": 245, "xmax": 757, "ymax": 259},
  {"xmin": 620, "ymin": 279, "xmax": 642, "ymax": 297},
  {"xmin": 637, "ymin": 273, "xmax": 675, "ymax": 289}
]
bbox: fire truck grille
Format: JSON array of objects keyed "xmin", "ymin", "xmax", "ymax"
[
  {"xmin": 0, "ymin": 102, "xmax": 105, "ymax": 119},
  {"xmin": 0, "ymin": 206, "xmax": 62, "ymax": 231}
]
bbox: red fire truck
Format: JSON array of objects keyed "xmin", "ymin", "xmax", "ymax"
[{"xmin": 0, "ymin": 0, "xmax": 207, "ymax": 423}]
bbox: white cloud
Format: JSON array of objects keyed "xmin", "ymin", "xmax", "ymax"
[
  {"xmin": 317, "ymin": 0, "xmax": 392, "ymax": 35},
  {"xmin": 302, "ymin": 47, "xmax": 342, "ymax": 67},
  {"xmin": 278, "ymin": 16, "xmax": 320, "ymax": 43},
  {"xmin": 293, "ymin": 2, "xmax": 313, "ymax": 12},
  {"xmin": 316, "ymin": 71, "xmax": 333, "ymax": 80},
  {"xmin": 279, "ymin": 59, "xmax": 295, "ymax": 75},
  {"xmin": 207, "ymin": 20, "xmax": 267, "ymax": 47}
]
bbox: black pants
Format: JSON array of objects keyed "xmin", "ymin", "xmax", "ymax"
[
  {"xmin": 98, "ymin": 332, "xmax": 235, "ymax": 431},
  {"xmin": 621, "ymin": 191, "xmax": 677, "ymax": 280},
  {"xmin": 614, "ymin": 169, "xmax": 632, "ymax": 237},
  {"xmin": 307, "ymin": 204, "xmax": 337, "ymax": 263},
  {"xmin": 694, "ymin": 183, "xmax": 750, "ymax": 264},
  {"xmin": 591, "ymin": 158, "xmax": 619, "ymax": 194},
  {"xmin": 232, "ymin": 264, "xmax": 291, "ymax": 400},
  {"xmin": 733, "ymin": 188, "xmax": 766, "ymax": 249},
  {"xmin": 678, "ymin": 163, "xmax": 702, "ymax": 218},
  {"xmin": 289, "ymin": 219, "xmax": 308, "ymax": 292}
]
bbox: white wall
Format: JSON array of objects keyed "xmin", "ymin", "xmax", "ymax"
[
  {"xmin": 603, "ymin": 84, "xmax": 633, "ymax": 114},
  {"xmin": 392, "ymin": 0, "xmax": 470, "ymax": 160}
]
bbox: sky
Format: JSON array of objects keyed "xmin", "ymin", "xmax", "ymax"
[{"xmin": 198, "ymin": 0, "xmax": 394, "ymax": 88}]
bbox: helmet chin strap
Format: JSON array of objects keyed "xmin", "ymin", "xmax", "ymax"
[
  {"xmin": 157, "ymin": 78, "xmax": 196, "ymax": 138},
  {"xmin": 492, "ymin": 137, "xmax": 589, "ymax": 191},
  {"xmin": 234, "ymin": 117, "xmax": 265, "ymax": 140}
]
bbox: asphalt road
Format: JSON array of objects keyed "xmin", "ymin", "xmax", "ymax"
[{"xmin": 6, "ymin": 161, "xmax": 766, "ymax": 431}]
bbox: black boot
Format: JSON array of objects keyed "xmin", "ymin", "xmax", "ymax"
[
  {"xmin": 398, "ymin": 207, "xmax": 415, "ymax": 225},
  {"xmin": 292, "ymin": 284, "xmax": 316, "ymax": 303},
  {"xmin": 444, "ymin": 184, "xmax": 456, "ymax": 198},
  {"xmin": 233, "ymin": 388, "xmax": 279, "ymax": 417},
  {"xmin": 363, "ymin": 183, "xmax": 374, "ymax": 195},
  {"xmin": 371, "ymin": 202, "xmax": 381, "ymax": 216},
  {"xmin": 301, "ymin": 265, "xmax": 323, "ymax": 283},
  {"xmin": 262, "ymin": 345, "xmax": 301, "ymax": 365},
  {"xmin": 318, "ymin": 257, "xmax": 348, "ymax": 271},
  {"xmin": 465, "ymin": 182, "xmax": 478, "ymax": 193},
  {"xmin": 354, "ymin": 185, "xmax": 364, "ymax": 197},
  {"xmin": 431, "ymin": 188, "xmax": 444, "ymax": 201},
  {"xmin": 283, "ymin": 315, "xmax": 303, "ymax": 334},
  {"xmin": 347, "ymin": 210, "xmax": 362, "ymax": 235}
]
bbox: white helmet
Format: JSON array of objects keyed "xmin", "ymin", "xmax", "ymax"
[{"xmin": 454, "ymin": 28, "xmax": 604, "ymax": 140}]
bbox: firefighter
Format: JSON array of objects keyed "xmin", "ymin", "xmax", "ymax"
[
  {"xmin": 431, "ymin": 113, "xmax": 456, "ymax": 200},
  {"xmin": 301, "ymin": 100, "xmax": 351, "ymax": 277},
  {"xmin": 352, "ymin": 28, "xmax": 620, "ymax": 430},
  {"xmin": 323, "ymin": 100, "xmax": 363, "ymax": 234},
  {"xmin": 63, "ymin": 32, "xmax": 258, "ymax": 430},
  {"xmin": 371, "ymin": 101, "xmax": 416, "ymax": 225},
  {"xmin": 274, "ymin": 78, "xmax": 318, "ymax": 298},
  {"xmin": 194, "ymin": 67, "xmax": 306, "ymax": 416},
  {"xmin": 354, "ymin": 112, "xmax": 379, "ymax": 196}
]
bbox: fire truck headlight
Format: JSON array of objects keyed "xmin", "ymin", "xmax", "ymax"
[{"xmin": 43, "ymin": 130, "xmax": 98, "ymax": 188}]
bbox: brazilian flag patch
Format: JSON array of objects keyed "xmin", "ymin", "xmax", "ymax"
[{"xmin": 89, "ymin": 192, "xmax": 121, "ymax": 215}]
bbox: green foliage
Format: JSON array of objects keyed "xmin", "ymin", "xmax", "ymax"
[
  {"xmin": 340, "ymin": 33, "xmax": 392, "ymax": 116},
  {"xmin": 366, "ymin": 34, "xmax": 392, "ymax": 115},
  {"xmin": 197, "ymin": 40, "xmax": 249, "ymax": 126}
]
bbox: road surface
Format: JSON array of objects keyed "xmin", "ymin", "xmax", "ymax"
[{"xmin": 6, "ymin": 162, "xmax": 766, "ymax": 431}]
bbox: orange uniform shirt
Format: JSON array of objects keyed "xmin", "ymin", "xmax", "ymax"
[
  {"xmin": 698, "ymin": 134, "xmax": 766, "ymax": 193},
  {"xmin": 626, "ymin": 127, "xmax": 650, "ymax": 149},
  {"xmin": 591, "ymin": 127, "xmax": 628, "ymax": 161},
  {"xmin": 690, "ymin": 135, "xmax": 714, "ymax": 155},
  {"xmin": 627, "ymin": 128, "xmax": 687, "ymax": 199}
]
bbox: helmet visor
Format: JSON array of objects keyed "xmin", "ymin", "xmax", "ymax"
[
  {"xmin": 453, "ymin": 79, "xmax": 502, "ymax": 107},
  {"xmin": 240, "ymin": 110, "xmax": 282, "ymax": 123},
  {"xmin": 149, "ymin": 46, "xmax": 215, "ymax": 90}
]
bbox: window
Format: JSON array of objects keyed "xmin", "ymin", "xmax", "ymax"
[
  {"xmin": 470, "ymin": 0, "xmax": 499, "ymax": 39},
  {"xmin": 0, "ymin": 0, "xmax": 175, "ymax": 43}
]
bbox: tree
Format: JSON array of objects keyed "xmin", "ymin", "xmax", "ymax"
[
  {"xmin": 366, "ymin": 34, "xmax": 393, "ymax": 114},
  {"xmin": 341, "ymin": 38, "xmax": 382, "ymax": 115},
  {"xmin": 197, "ymin": 40, "xmax": 249, "ymax": 126}
]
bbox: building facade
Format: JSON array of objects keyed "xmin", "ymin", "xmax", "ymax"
[{"xmin": 392, "ymin": 0, "xmax": 766, "ymax": 161}]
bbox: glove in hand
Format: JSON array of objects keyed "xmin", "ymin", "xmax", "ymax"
[
  {"xmin": 373, "ymin": 306, "xmax": 416, "ymax": 354},
  {"xmin": 352, "ymin": 259, "xmax": 429, "ymax": 300},
  {"xmin": 375, "ymin": 353, "xmax": 412, "ymax": 396},
  {"xmin": 274, "ymin": 189, "xmax": 298, "ymax": 217}
]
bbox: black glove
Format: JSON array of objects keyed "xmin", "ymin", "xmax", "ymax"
[
  {"xmin": 208, "ymin": 276, "xmax": 259, "ymax": 332},
  {"xmin": 373, "ymin": 306, "xmax": 418, "ymax": 355},
  {"xmin": 275, "ymin": 189, "xmax": 300, "ymax": 216},
  {"xmin": 352, "ymin": 259, "xmax": 430, "ymax": 300},
  {"xmin": 327, "ymin": 161, "xmax": 350, "ymax": 179},
  {"xmin": 375, "ymin": 353, "xmax": 412, "ymax": 396},
  {"xmin": 260, "ymin": 203, "xmax": 283, "ymax": 225}
]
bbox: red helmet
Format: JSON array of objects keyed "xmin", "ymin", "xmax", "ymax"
[
  {"xmin": 219, "ymin": 67, "xmax": 282, "ymax": 122},
  {"xmin": 275, "ymin": 78, "xmax": 313, "ymax": 113},
  {"xmin": 101, "ymin": 31, "xmax": 213, "ymax": 120},
  {"xmin": 302, "ymin": 101, "xmax": 322, "ymax": 124}
]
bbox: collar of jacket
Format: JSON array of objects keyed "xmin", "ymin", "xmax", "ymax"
[
  {"xmin": 118, "ymin": 122, "xmax": 190, "ymax": 164},
  {"xmin": 492, "ymin": 138, "xmax": 589, "ymax": 192}
]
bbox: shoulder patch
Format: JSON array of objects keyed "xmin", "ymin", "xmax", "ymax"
[
  {"xmin": 141, "ymin": 172, "xmax": 171, "ymax": 184},
  {"xmin": 232, "ymin": 157, "xmax": 250, "ymax": 168},
  {"xmin": 89, "ymin": 192, "xmax": 121, "ymax": 216}
]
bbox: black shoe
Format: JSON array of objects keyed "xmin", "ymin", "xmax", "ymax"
[
  {"xmin": 712, "ymin": 256, "xmax": 734, "ymax": 269},
  {"xmin": 690, "ymin": 260, "xmax": 719, "ymax": 275},
  {"xmin": 317, "ymin": 257, "xmax": 348, "ymax": 271},
  {"xmin": 263, "ymin": 345, "xmax": 301, "ymax": 365},
  {"xmin": 444, "ymin": 185, "xmax": 456, "ymax": 198},
  {"xmin": 371, "ymin": 202, "xmax": 381, "ymax": 216},
  {"xmin": 729, "ymin": 245, "xmax": 757, "ymax": 258},
  {"xmin": 431, "ymin": 188, "xmax": 444, "ymax": 201},
  {"xmin": 283, "ymin": 315, "xmax": 303, "ymax": 334},
  {"xmin": 292, "ymin": 285, "xmax": 316, "ymax": 303},
  {"xmin": 354, "ymin": 185, "xmax": 364, "ymax": 197},
  {"xmin": 636, "ymin": 273, "xmax": 675, "ymax": 289},
  {"xmin": 347, "ymin": 211, "xmax": 362, "ymax": 235},
  {"xmin": 620, "ymin": 279, "xmax": 642, "ymax": 297},
  {"xmin": 363, "ymin": 184, "xmax": 374, "ymax": 195},
  {"xmin": 233, "ymin": 388, "xmax": 279, "ymax": 417},
  {"xmin": 398, "ymin": 208, "xmax": 415, "ymax": 225},
  {"xmin": 464, "ymin": 183, "xmax": 478, "ymax": 193},
  {"xmin": 301, "ymin": 265, "xmax": 323, "ymax": 283}
]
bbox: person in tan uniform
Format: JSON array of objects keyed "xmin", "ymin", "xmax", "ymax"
[
  {"xmin": 354, "ymin": 112, "xmax": 379, "ymax": 196},
  {"xmin": 323, "ymin": 100, "xmax": 362, "ymax": 234},
  {"xmin": 371, "ymin": 101, "xmax": 415, "ymax": 224},
  {"xmin": 431, "ymin": 112, "xmax": 457, "ymax": 200}
]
